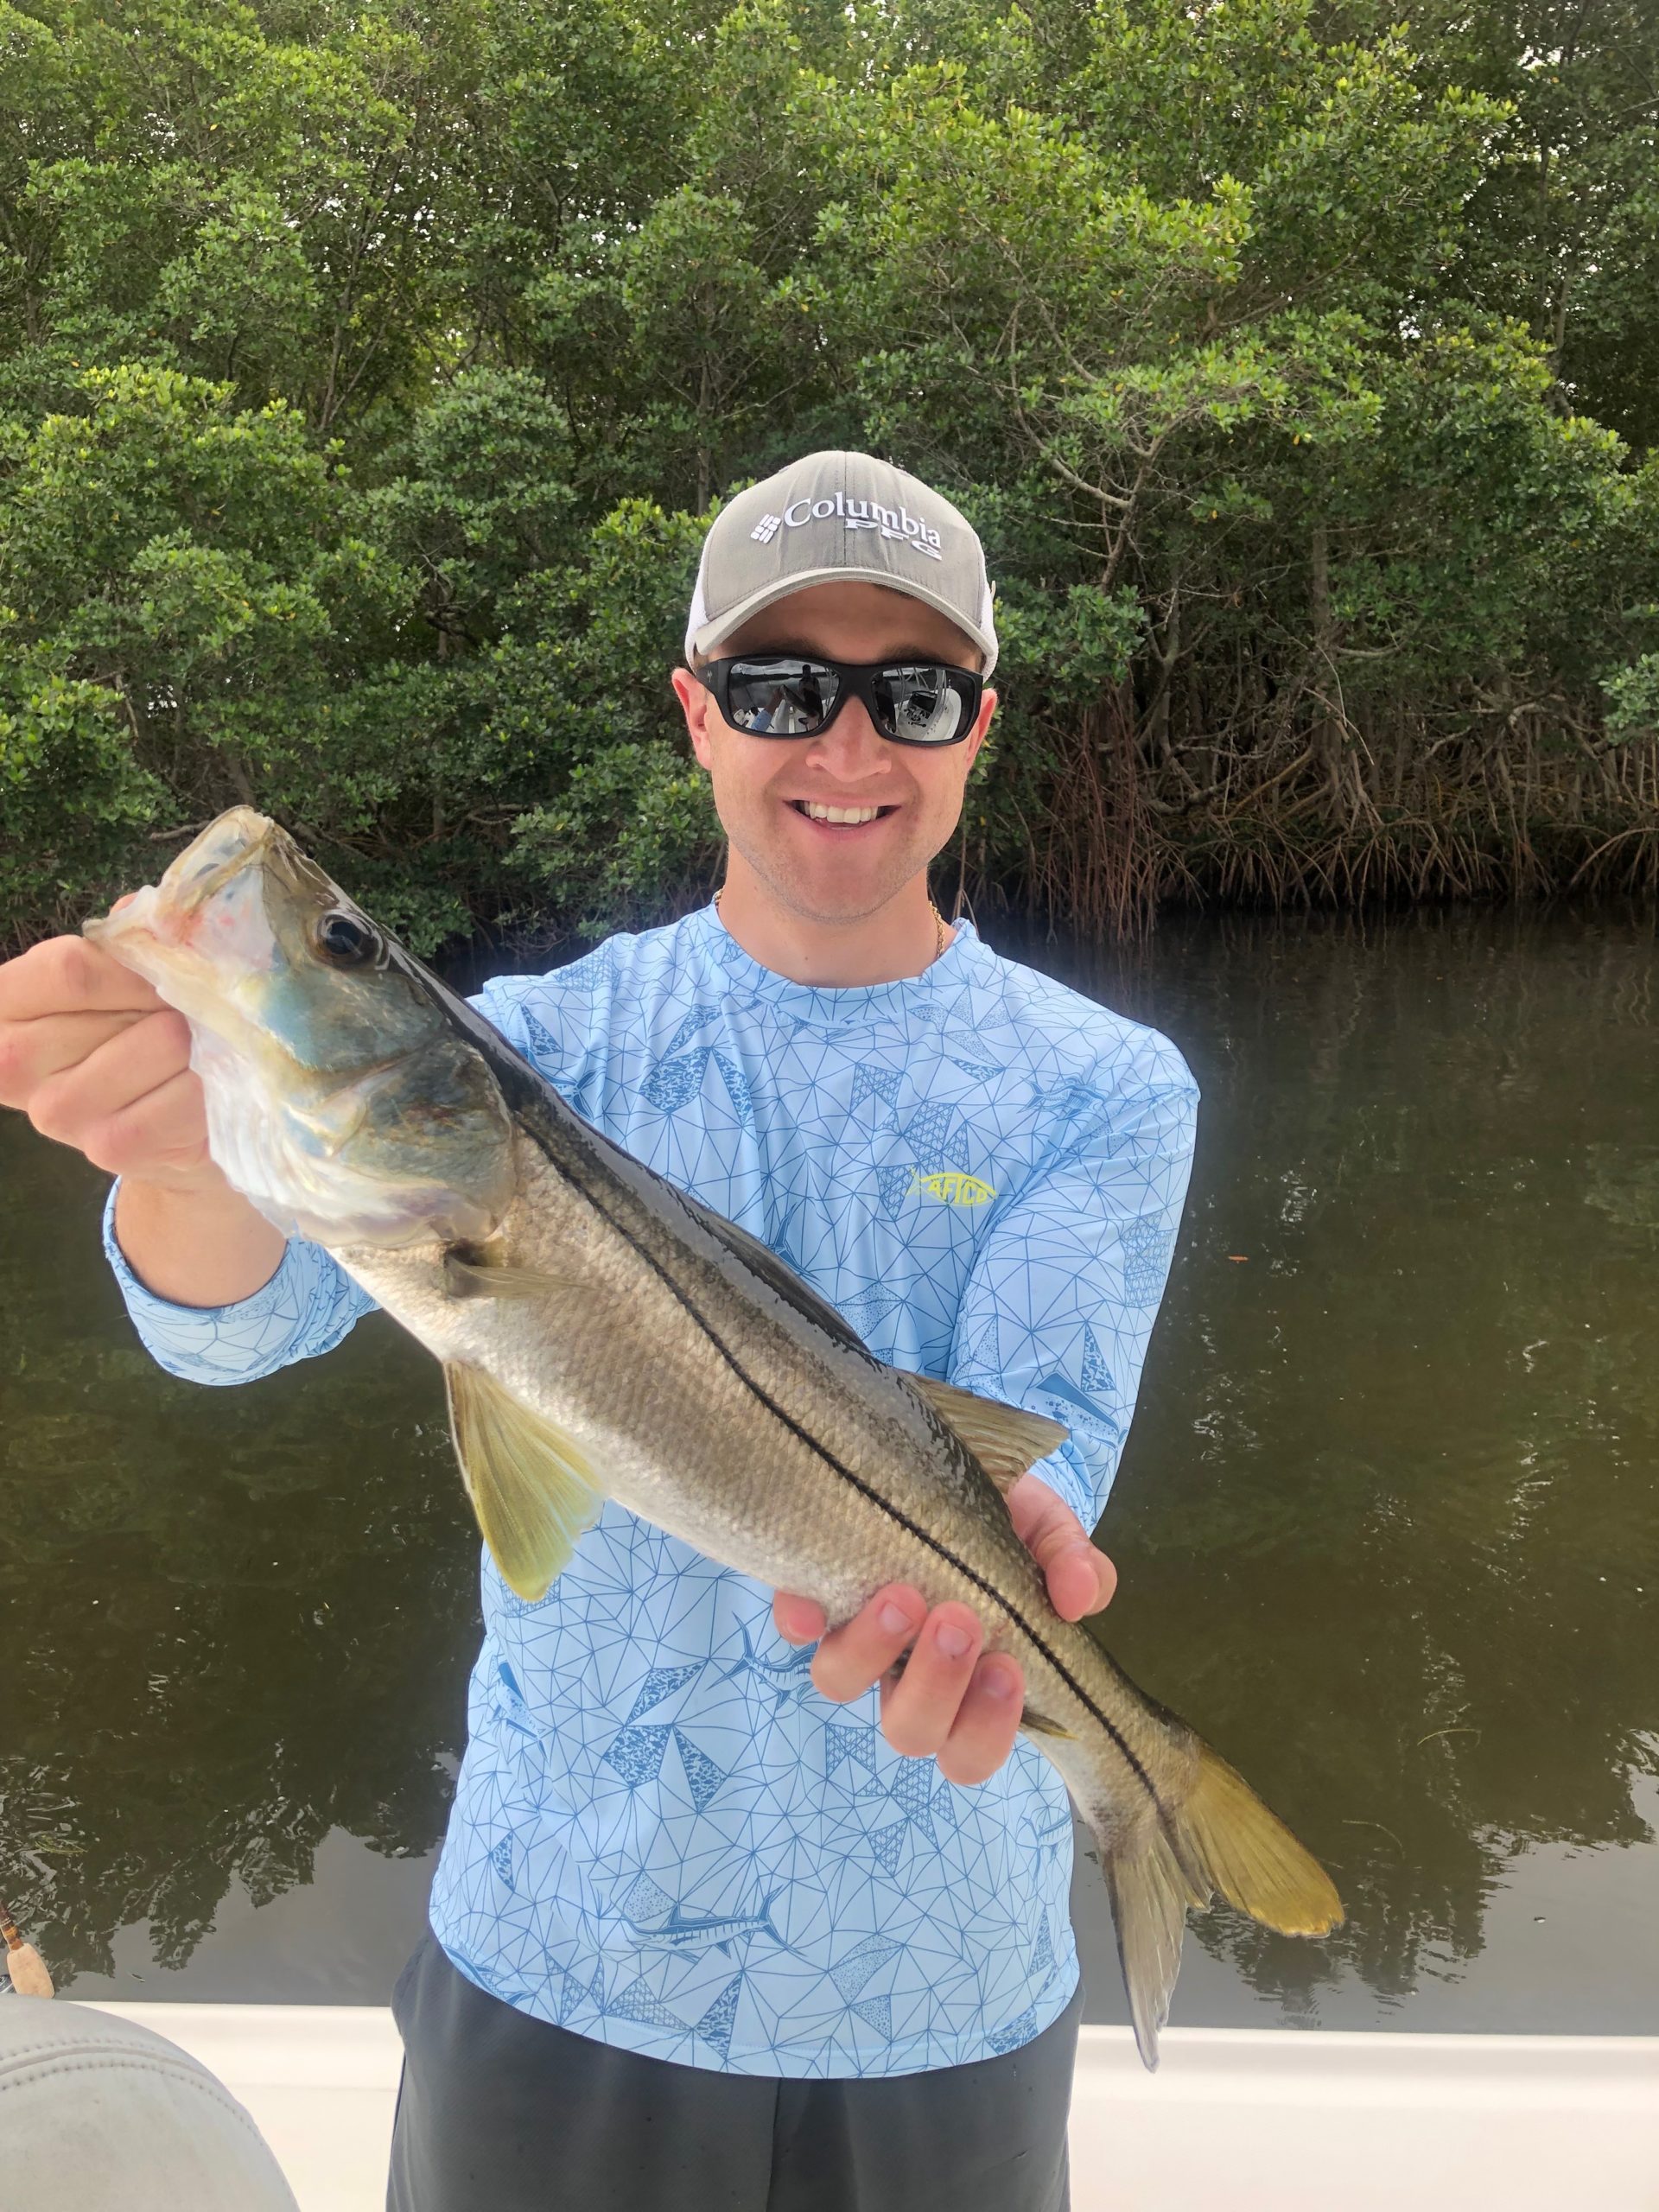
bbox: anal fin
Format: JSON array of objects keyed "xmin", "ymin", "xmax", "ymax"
[
  {"xmin": 1018, "ymin": 1707, "xmax": 1078, "ymax": 1742},
  {"xmin": 444, "ymin": 1363, "xmax": 604, "ymax": 1601}
]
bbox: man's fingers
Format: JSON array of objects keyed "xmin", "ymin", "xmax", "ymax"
[
  {"xmin": 933, "ymin": 1657, "xmax": 1026, "ymax": 1788},
  {"xmin": 0, "ymin": 1009, "xmax": 154, "ymax": 1106},
  {"xmin": 28, "ymin": 1012, "xmax": 200, "ymax": 1160},
  {"xmin": 1043, "ymin": 1538, "xmax": 1117, "ymax": 1621},
  {"xmin": 1006, "ymin": 1471, "xmax": 1117, "ymax": 1621},
  {"xmin": 772, "ymin": 1591, "xmax": 827, "ymax": 1646},
  {"xmin": 876, "ymin": 1603, "xmax": 984, "ymax": 1758},
  {"xmin": 76, "ymin": 1068, "xmax": 214, "ymax": 1180},
  {"xmin": 0, "ymin": 935, "xmax": 162, "ymax": 1022},
  {"xmin": 808, "ymin": 1584, "xmax": 925, "ymax": 1703}
]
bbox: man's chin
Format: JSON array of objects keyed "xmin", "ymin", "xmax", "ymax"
[{"xmin": 756, "ymin": 857, "xmax": 924, "ymax": 930}]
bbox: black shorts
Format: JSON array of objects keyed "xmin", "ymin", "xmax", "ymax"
[{"xmin": 387, "ymin": 1929, "xmax": 1081, "ymax": 2211}]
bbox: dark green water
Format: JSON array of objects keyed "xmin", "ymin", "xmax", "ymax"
[{"xmin": 2, "ymin": 906, "xmax": 1655, "ymax": 2031}]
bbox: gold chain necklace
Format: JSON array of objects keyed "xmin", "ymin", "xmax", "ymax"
[{"xmin": 715, "ymin": 890, "xmax": 949, "ymax": 965}]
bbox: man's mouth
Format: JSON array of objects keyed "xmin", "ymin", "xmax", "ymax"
[{"xmin": 787, "ymin": 800, "xmax": 899, "ymax": 825}]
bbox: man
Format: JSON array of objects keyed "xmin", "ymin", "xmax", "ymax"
[{"xmin": 0, "ymin": 451, "xmax": 1198, "ymax": 2209}]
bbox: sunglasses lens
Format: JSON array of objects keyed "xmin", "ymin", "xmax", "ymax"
[
  {"xmin": 726, "ymin": 659, "xmax": 838, "ymax": 735},
  {"xmin": 873, "ymin": 664, "xmax": 970, "ymax": 743}
]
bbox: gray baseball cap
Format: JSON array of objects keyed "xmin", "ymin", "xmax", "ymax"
[{"xmin": 685, "ymin": 450, "xmax": 999, "ymax": 676}]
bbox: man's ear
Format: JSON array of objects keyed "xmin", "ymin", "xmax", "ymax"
[
  {"xmin": 961, "ymin": 685, "xmax": 997, "ymax": 773},
  {"xmin": 671, "ymin": 665, "xmax": 717, "ymax": 772}
]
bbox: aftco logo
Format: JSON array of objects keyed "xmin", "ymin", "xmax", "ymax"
[{"xmin": 750, "ymin": 513, "xmax": 783, "ymax": 544}]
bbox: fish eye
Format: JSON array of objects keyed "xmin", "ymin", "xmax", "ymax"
[{"xmin": 313, "ymin": 909, "xmax": 380, "ymax": 967}]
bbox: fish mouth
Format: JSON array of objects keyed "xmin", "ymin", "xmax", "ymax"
[
  {"xmin": 161, "ymin": 807, "xmax": 281, "ymax": 929},
  {"xmin": 84, "ymin": 806, "xmax": 300, "ymax": 1043},
  {"xmin": 87, "ymin": 808, "xmax": 280, "ymax": 957}
]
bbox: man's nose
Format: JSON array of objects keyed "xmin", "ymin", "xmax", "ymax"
[{"xmin": 801, "ymin": 698, "xmax": 891, "ymax": 779}]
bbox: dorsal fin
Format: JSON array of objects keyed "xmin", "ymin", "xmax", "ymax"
[{"xmin": 906, "ymin": 1374, "xmax": 1069, "ymax": 1492}]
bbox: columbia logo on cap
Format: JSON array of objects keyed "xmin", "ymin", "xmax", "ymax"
[
  {"xmin": 750, "ymin": 513, "xmax": 783, "ymax": 544},
  {"xmin": 774, "ymin": 490, "xmax": 944, "ymax": 562}
]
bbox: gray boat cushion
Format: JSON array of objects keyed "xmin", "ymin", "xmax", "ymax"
[{"xmin": 0, "ymin": 1999, "xmax": 297, "ymax": 2210}]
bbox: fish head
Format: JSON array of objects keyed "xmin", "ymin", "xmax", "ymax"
[{"xmin": 86, "ymin": 808, "xmax": 516, "ymax": 1249}]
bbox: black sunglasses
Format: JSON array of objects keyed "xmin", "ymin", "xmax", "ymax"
[{"xmin": 697, "ymin": 654, "xmax": 983, "ymax": 747}]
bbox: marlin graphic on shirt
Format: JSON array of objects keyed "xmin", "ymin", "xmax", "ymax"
[
  {"xmin": 626, "ymin": 1888, "xmax": 787, "ymax": 1956},
  {"xmin": 722, "ymin": 1621, "xmax": 817, "ymax": 1705}
]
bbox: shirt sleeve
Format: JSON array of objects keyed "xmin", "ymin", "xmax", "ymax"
[
  {"xmin": 100, "ymin": 1181, "xmax": 377, "ymax": 1386},
  {"xmin": 947, "ymin": 1068, "xmax": 1199, "ymax": 1529}
]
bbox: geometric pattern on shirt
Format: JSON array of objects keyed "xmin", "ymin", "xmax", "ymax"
[{"xmin": 104, "ymin": 904, "xmax": 1198, "ymax": 2080}]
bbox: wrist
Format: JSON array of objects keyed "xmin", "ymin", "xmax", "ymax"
[
  {"xmin": 122, "ymin": 1158, "xmax": 234, "ymax": 1205},
  {"xmin": 111, "ymin": 1168, "xmax": 287, "ymax": 1309}
]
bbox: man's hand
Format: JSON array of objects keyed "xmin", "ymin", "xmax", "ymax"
[
  {"xmin": 772, "ymin": 1471, "xmax": 1116, "ymax": 1788},
  {"xmin": 0, "ymin": 930, "xmax": 214, "ymax": 1185},
  {"xmin": 0, "ymin": 928, "xmax": 285, "ymax": 1305}
]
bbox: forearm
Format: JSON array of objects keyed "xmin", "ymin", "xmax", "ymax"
[{"xmin": 111, "ymin": 1170, "xmax": 286, "ymax": 1308}]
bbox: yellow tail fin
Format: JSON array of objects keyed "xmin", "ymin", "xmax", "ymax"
[
  {"xmin": 1102, "ymin": 1743, "xmax": 1342, "ymax": 2069},
  {"xmin": 1177, "ymin": 1745, "xmax": 1344, "ymax": 1936}
]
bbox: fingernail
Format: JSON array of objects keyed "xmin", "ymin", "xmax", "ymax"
[
  {"xmin": 879, "ymin": 1602, "xmax": 914, "ymax": 1636},
  {"xmin": 981, "ymin": 1664, "xmax": 1018, "ymax": 1700},
  {"xmin": 934, "ymin": 1622, "xmax": 973, "ymax": 1659}
]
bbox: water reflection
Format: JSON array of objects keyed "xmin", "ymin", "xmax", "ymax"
[
  {"xmin": 1056, "ymin": 905, "xmax": 1659, "ymax": 2029},
  {"xmin": 0, "ymin": 1122, "xmax": 476, "ymax": 1986},
  {"xmin": 1, "ymin": 903, "xmax": 1655, "ymax": 2026}
]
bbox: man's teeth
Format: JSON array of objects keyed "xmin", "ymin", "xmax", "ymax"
[{"xmin": 800, "ymin": 802, "xmax": 883, "ymax": 823}]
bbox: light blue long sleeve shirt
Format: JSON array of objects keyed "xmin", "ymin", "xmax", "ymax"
[{"xmin": 105, "ymin": 907, "xmax": 1197, "ymax": 2077}]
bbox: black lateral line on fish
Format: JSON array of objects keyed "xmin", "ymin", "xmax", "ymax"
[
  {"xmin": 401, "ymin": 969, "xmax": 1171, "ymax": 1826},
  {"xmin": 556, "ymin": 1163, "xmax": 1171, "ymax": 1827}
]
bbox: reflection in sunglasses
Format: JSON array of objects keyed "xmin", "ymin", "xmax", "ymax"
[{"xmin": 707, "ymin": 655, "xmax": 979, "ymax": 747}]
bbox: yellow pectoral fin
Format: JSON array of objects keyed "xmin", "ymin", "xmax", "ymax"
[
  {"xmin": 443, "ymin": 1363, "xmax": 604, "ymax": 1601},
  {"xmin": 906, "ymin": 1373, "xmax": 1070, "ymax": 1492}
]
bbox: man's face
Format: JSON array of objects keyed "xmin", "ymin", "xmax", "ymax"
[{"xmin": 672, "ymin": 580, "xmax": 996, "ymax": 925}]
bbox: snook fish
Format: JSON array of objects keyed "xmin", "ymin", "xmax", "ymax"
[{"xmin": 86, "ymin": 808, "xmax": 1340, "ymax": 2065}]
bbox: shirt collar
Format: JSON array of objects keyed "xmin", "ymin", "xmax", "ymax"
[{"xmin": 688, "ymin": 902, "xmax": 982, "ymax": 1021}]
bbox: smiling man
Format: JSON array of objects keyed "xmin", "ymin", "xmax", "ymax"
[{"xmin": 0, "ymin": 450, "xmax": 1198, "ymax": 2212}]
